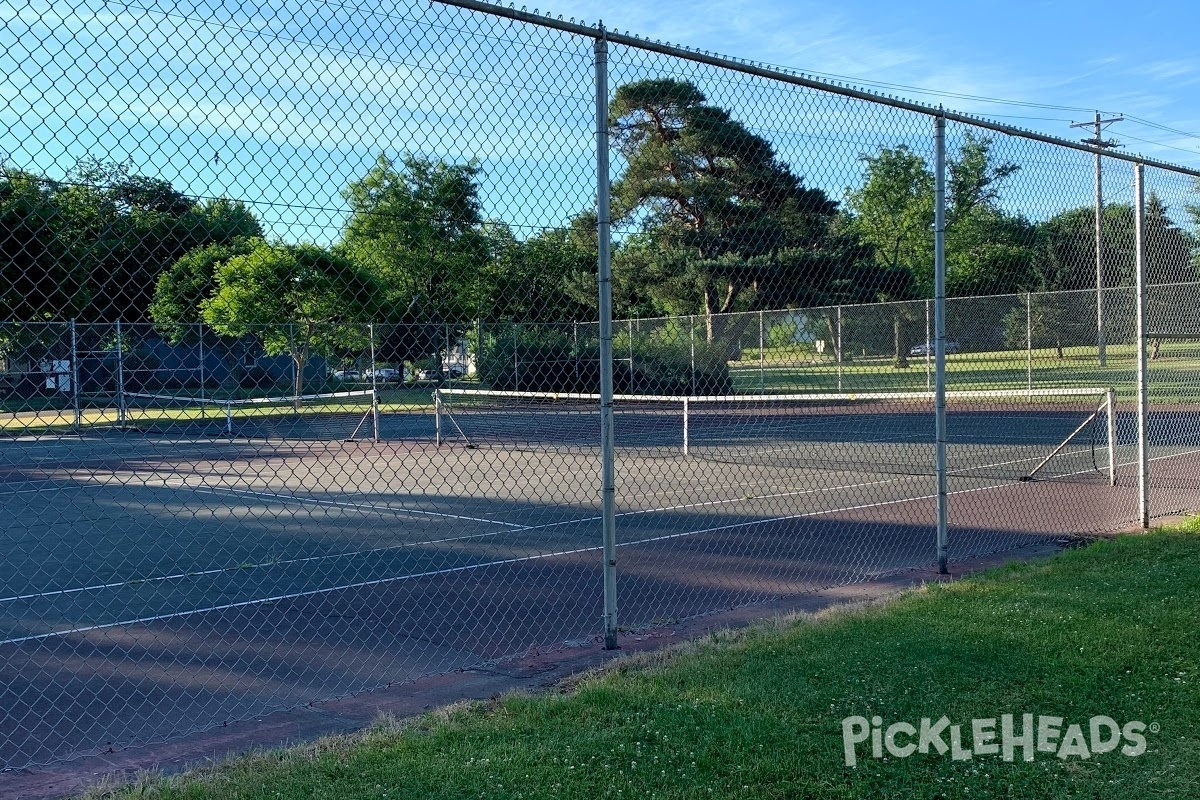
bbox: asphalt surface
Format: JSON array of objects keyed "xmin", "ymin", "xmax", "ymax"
[{"xmin": 0, "ymin": 403, "xmax": 1196, "ymax": 768}]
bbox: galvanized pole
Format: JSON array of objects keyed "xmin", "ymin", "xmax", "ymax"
[
  {"xmin": 1095, "ymin": 145, "xmax": 1107, "ymax": 367},
  {"xmin": 1106, "ymin": 387, "xmax": 1118, "ymax": 487},
  {"xmin": 925, "ymin": 299, "xmax": 931, "ymax": 390},
  {"xmin": 198, "ymin": 325, "xmax": 205, "ymax": 405},
  {"xmin": 934, "ymin": 114, "xmax": 949, "ymax": 575},
  {"xmin": 71, "ymin": 319, "xmax": 81, "ymax": 432},
  {"xmin": 628, "ymin": 317, "xmax": 634, "ymax": 385},
  {"xmin": 369, "ymin": 324, "xmax": 379, "ymax": 442},
  {"xmin": 689, "ymin": 314, "xmax": 696, "ymax": 395},
  {"xmin": 836, "ymin": 306, "xmax": 843, "ymax": 393},
  {"xmin": 115, "ymin": 319, "xmax": 127, "ymax": 429},
  {"xmin": 595, "ymin": 27, "xmax": 619, "ymax": 650},
  {"xmin": 1026, "ymin": 292, "xmax": 1033, "ymax": 393},
  {"xmin": 1134, "ymin": 163, "xmax": 1150, "ymax": 528},
  {"xmin": 758, "ymin": 310, "xmax": 765, "ymax": 392}
]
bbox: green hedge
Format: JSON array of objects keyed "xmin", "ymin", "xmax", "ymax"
[{"xmin": 477, "ymin": 324, "xmax": 731, "ymax": 395}]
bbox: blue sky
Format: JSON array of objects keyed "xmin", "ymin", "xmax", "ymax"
[
  {"xmin": 554, "ymin": 0, "xmax": 1200, "ymax": 169},
  {"xmin": 2, "ymin": 0, "xmax": 1197, "ymax": 243}
]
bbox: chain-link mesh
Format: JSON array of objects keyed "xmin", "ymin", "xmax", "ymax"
[{"xmin": 2, "ymin": 0, "xmax": 1199, "ymax": 770}]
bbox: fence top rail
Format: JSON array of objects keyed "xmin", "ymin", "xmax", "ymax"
[{"xmin": 432, "ymin": 0, "xmax": 1200, "ymax": 180}]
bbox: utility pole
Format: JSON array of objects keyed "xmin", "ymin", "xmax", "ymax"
[{"xmin": 1071, "ymin": 111, "xmax": 1123, "ymax": 367}]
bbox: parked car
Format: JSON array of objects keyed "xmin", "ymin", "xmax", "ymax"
[
  {"xmin": 909, "ymin": 341, "xmax": 961, "ymax": 356},
  {"xmin": 445, "ymin": 364, "xmax": 467, "ymax": 379},
  {"xmin": 365, "ymin": 368, "xmax": 402, "ymax": 383},
  {"xmin": 333, "ymin": 368, "xmax": 362, "ymax": 381}
]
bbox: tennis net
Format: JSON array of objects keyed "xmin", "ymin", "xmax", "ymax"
[
  {"xmin": 118, "ymin": 389, "xmax": 379, "ymax": 441},
  {"xmin": 434, "ymin": 387, "xmax": 1118, "ymax": 483}
]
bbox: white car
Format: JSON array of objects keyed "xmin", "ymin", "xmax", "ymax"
[
  {"xmin": 909, "ymin": 341, "xmax": 961, "ymax": 356},
  {"xmin": 366, "ymin": 368, "xmax": 402, "ymax": 383}
]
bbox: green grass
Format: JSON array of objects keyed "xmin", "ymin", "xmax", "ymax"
[
  {"xmin": 89, "ymin": 522, "xmax": 1200, "ymax": 799},
  {"xmin": 732, "ymin": 341, "xmax": 1200, "ymax": 402}
]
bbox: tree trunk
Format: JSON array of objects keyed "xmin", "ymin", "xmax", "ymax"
[
  {"xmin": 893, "ymin": 315, "xmax": 908, "ymax": 369},
  {"xmin": 1151, "ymin": 337, "xmax": 1161, "ymax": 360}
]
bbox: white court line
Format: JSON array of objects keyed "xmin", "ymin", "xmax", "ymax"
[
  {"xmin": 8, "ymin": 446, "xmax": 1187, "ymax": 647},
  {"xmin": 0, "ymin": 475, "xmax": 917, "ymax": 605},
  {"xmin": 2, "ymin": 441, "xmax": 1190, "ymax": 610}
]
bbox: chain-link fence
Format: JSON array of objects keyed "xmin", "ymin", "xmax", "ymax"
[{"xmin": 2, "ymin": 0, "xmax": 1199, "ymax": 769}]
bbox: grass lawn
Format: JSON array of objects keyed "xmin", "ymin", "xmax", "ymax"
[
  {"xmin": 90, "ymin": 522, "xmax": 1200, "ymax": 799},
  {"xmin": 732, "ymin": 341, "xmax": 1200, "ymax": 401}
]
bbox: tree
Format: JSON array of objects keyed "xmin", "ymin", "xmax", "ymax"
[
  {"xmin": 478, "ymin": 220, "xmax": 595, "ymax": 323},
  {"xmin": 844, "ymin": 145, "xmax": 934, "ymax": 294},
  {"xmin": 607, "ymin": 79, "xmax": 859, "ymax": 344},
  {"xmin": 339, "ymin": 154, "xmax": 489, "ymax": 368},
  {"xmin": 149, "ymin": 237, "xmax": 263, "ymax": 341},
  {"xmin": 201, "ymin": 242, "xmax": 384, "ymax": 403},
  {"xmin": 0, "ymin": 168, "xmax": 89, "ymax": 320},
  {"xmin": 16, "ymin": 158, "xmax": 265, "ymax": 323}
]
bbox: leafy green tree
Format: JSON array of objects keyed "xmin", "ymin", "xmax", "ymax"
[
  {"xmin": 149, "ymin": 237, "xmax": 263, "ymax": 341},
  {"xmin": 845, "ymin": 132, "xmax": 1031, "ymax": 299},
  {"xmin": 607, "ymin": 79, "xmax": 863, "ymax": 344},
  {"xmin": 479, "ymin": 220, "xmax": 595, "ymax": 323},
  {"xmin": 339, "ymin": 155, "xmax": 489, "ymax": 368},
  {"xmin": 51, "ymin": 159, "xmax": 262, "ymax": 322},
  {"xmin": 201, "ymin": 242, "xmax": 384, "ymax": 402},
  {"xmin": 0, "ymin": 168, "xmax": 89, "ymax": 320}
]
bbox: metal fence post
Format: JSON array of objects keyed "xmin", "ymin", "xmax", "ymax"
[
  {"xmin": 925, "ymin": 298, "xmax": 931, "ymax": 390},
  {"xmin": 115, "ymin": 319, "xmax": 127, "ymax": 429},
  {"xmin": 1095, "ymin": 148, "xmax": 1107, "ymax": 368},
  {"xmin": 512, "ymin": 324, "xmax": 519, "ymax": 390},
  {"xmin": 1107, "ymin": 387, "xmax": 1118, "ymax": 487},
  {"xmin": 198, "ymin": 324, "xmax": 205, "ymax": 405},
  {"xmin": 689, "ymin": 314, "xmax": 696, "ymax": 396},
  {"xmin": 1134, "ymin": 163, "xmax": 1150, "ymax": 528},
  {"xmin": 595, "ymin": 27, "xmax": 619, "ymax": 650},
  {"xmin": 628, "ymin": 317, "xmax": 634, "ymax": 387},
  {"xmin": 1026, "ymin": 291, "xmax": 1033, "ymax": 393},
  {"xmin": 758, "ymin": 310, "xmax": 765, "ymax": 392},
  {"xmin": 934, "ymin": 114, "xmax": 949, "ymax": 574},
  {"xmin": 369, "ymin": 323, "xmax": 379, "ymax": 442},
  {"xmin": 836, "ymin": 306, "xmax": 843, "ymax": 392},
  {"xmin": 70, "ymin": 319, "xmax": 81, "ymax": 432}
]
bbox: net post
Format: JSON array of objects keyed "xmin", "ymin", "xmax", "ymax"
[
  {"xmin": 758, "ymin": 310, "xmax": 764, "ymax": 392},
  {"xmin": 925, "ymin": 299, "xmax": 931, "ymax": 390},
  {"xmin": 934, "ymin": 113, "xmax": 949, "ymax": 575},
  {"xmin": 628, "ymin": 317, "xmax": 634, "ymax": 385},
  {"xmin": 115, "ymin": 319, "xmax": 127, "ymax": 429},
  {"xmin": 1025, "ymin": 292, "xmax": 1033, "ymax": 394},
  {"xmin": 596, "ymin": 26, "xmax": 619, "ymax": 651},
  {"xmin": 372, "ymin": 390, "xmax": 380, "ymax": 443},
  {"xmin": 225, "ymin": 400, "xmax": 233, "ymax": 436},
  {"xmin": 434, "ymin": 388, "xmax": 443, "ymax": 446},
  {"xmin": 369, "ymin": 324, "xmax": 379, "ymax": 443},
  {"xmin": 1107, "ymin": 387, "xmax": 1118, "ymax": 486},
  {"xmin": 198, "ymin": 324, "xmax": 205, "ymax": 407},
  {"xmin": 71, "ymin": 319, "xmax": 81, "ymax": 432},
  {"xmin": 1134, "ymin": 163, "xmax": 1149, "ymax": 528},
  {"xmin": 689, "ymin": 314, "xmax": 696, "ymax": 396},
  {"xmin": 836, "ymin": 305, "xmax": 843, "ymax": 392},
  {"xmin": 682, "ymin": 396, "xmax": 689, "ymax": 456}
]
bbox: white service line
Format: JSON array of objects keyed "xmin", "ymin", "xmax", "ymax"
[
  {"xmin": 1, "ymin": 475, "xmax": 918, "ymax": 605},
  {"xmin": 4, "ymin": 445, "xmax": 1194, "ymax": 614},
  {"xmin": 1, "ymin": 448, "xmax": 1157, "ymax": 648}
]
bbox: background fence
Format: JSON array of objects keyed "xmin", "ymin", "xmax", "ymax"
[{"xmin": 2, "ymin": 0, "xmax": 1199, "ymax": 769}]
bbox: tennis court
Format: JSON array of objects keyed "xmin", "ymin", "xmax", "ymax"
[{"xmin": 4, "ymin": 386, "xmax": 1191, "ymax": 767}]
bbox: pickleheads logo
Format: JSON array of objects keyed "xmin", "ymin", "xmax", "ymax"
[{"xmin": 841, "ymin": 714, "xmax": 1155, "ymax": 767}]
